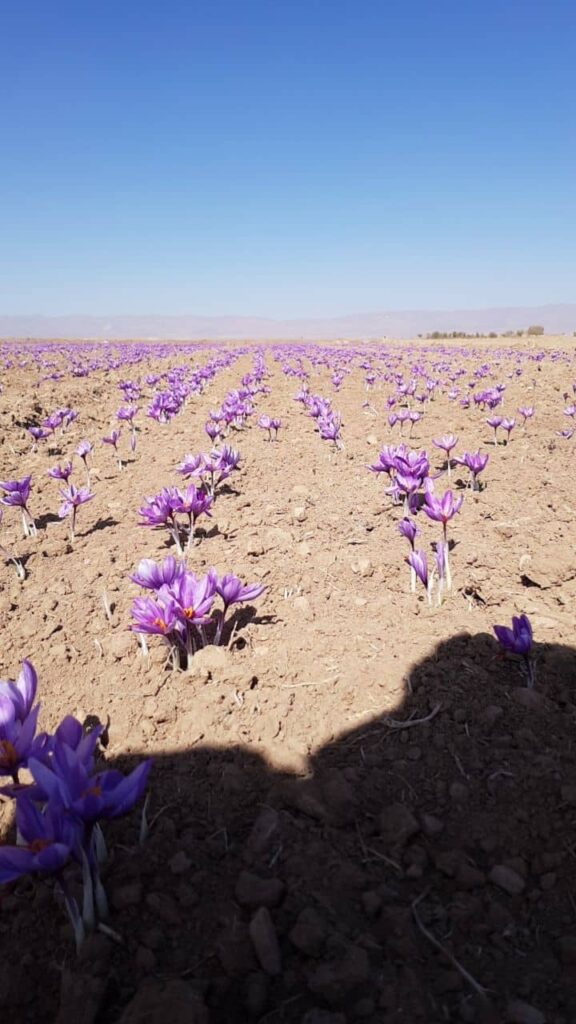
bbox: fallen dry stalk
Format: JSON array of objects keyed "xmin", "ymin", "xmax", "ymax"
[
  {"xmin": 384, "ymin": 702, "xmax": 442, "ymax": 730},
  {"xmin": 411, "ymin": 889, "xmax": 490, "ymax": 1000}
]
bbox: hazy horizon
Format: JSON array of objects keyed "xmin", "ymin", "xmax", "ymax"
[{"xmin": 1, "ymin": 302, "xmax": 575, "ymax": 340}]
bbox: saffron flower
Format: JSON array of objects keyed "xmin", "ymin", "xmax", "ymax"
[
  {"xmin": 130, "ymin": 593, "xmax": 181, "ymax": 638},
  {"xmin": 47, "ymin": 462, "xmax": 73, "ymax": 482},
  {"xmin": 432, "ymin": 434, "xmax": 458, "ymax": 478},
  {"xmin": 212, "ymin": 573, "xmax": 266, "ymax": 643},
  {"xmin": 486, "ymin": 416, "xmax": 502, "ymax": 443},
  {"xmin": 434, "ymin": 541, "xmax": 447, "ymax": 605},
  {"xmin": 116, "ymin": 406, "xmax": 139, "ymax": 451},
  {"xmin": 493, "ymin": 613, "xmax": 535, "ymax": 687},
  {"xmin": 501, "ymin": 417, "xmax": 515, "ymax": 442},
  {"xmin": 423, "ymin": 490, "xmax": 463, "ymax": 533},
  {"xmin": 398, "ymin": 518, "xmax": 419, "ymax": 592},
  {"xmin": 0, "ymin": 795, "xmax": 77, "ymax": 884},
  {"xmin": 407, "ymin": 550, "xmax": 431, "ymax": 605},
  {"xmin": 0, "ymin": 660, "xmax": 41, "ymax": 783},
  {"xmin": 103, "ymin": 428, "xmax": 123, "ymax": 470},
  {"xmin": 454, "ymin": 451, "xmax": 489, "ymax": 491},
  {"xmin": 75, "ymin": 440, "xmax": 93, "ymax": 484},
  {"xmin": 398, "ymin": 517, "xmax": 418, "ymax": 548},
  {"xmin": 0, "ymin": 476, "xmax": 35, "ymax": 536},
  {"xmin": 205, "ymin": 420, "xmax": 220, "ymax": 442},
  {"xmin": 129, "ymin": 556, "xmax": 185, "ymax": 590},
  {"xmin": 29, "ymin": 750, "xmax": 152, "ymax": 824},
  {"xmin": 58, "ymin": 484, "xmax": 95, "ymax": 540},
  {"xmin": 28, "ymin": 426, "xmax": 52, "ymax": 449},
  {"xmin": 422, "ymin": 490, "xmax": 462, "ymax": 590},
  {"xmin": 172, "ymin": 484, "xmax": 213, "ymax": 548},
  {"xmin": 518, "ymin": 406, "xmax": 534, "ymax": 428}
]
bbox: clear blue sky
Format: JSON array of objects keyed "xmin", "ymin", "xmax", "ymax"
[{"xmin": 0, "ymin": 0, "xmax": 574, "ymax": 317}]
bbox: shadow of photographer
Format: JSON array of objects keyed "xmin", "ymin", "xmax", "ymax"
[{"xmin": 3, "ymin": 629, "xmax": 576, "ymax": 1024}]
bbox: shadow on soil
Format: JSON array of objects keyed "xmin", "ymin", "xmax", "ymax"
[{"xmin": 3, "ymin": 631, "xmax": 576, "ymax": 1024}]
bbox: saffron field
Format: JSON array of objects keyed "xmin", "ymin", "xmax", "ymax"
[{"xmin": 1, "ymin": 337, "xmax": 575, "ymax": 1024}]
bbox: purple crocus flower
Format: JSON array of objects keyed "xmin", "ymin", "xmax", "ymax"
[
  {"xmin": 103, "ymin": 428, "xmax": 123, "ymax": 469},
  {"xmin": 205, "ymin": 420, "xmax": 220, "ymax": 442},
  {"xmin": 169, "ymin": 571, "xmax": 217, "ymax": 627},
  {"xmin": 102, "ymin": 429, "xmax": 121, "ymax": 449},
  {"xmin": 454, "ymin": 451, "xmax": 489, "ymax": 490},
  {"xmin": 28, "ymin": 750, "xmax": 152, "ymax": 824},
  {"xmin": 432, "ymin": 434, "xmax": 458, "ymax": 478},
  {"xmin": 215, "ymin": 574, "xmax": 266, "ymax": 610},
  {"xmin": 518, "ymin": 406, "xmax": 534, "ymax": 427},
  {"xmin": 75, "ymin": 440, "xmax": 93, "ymax": 484},
  {"xmin": 493, "ymin": 613, "xmax": 532, "ymax": 656},
  {"xmin": 0, "ymin": 475, "xmax": 32, "ymax": 509},
  {"xmin": 398, "ymin": 517, "xmax": 418, "ymax": 549},
  {"xmin": 130, "ymin": 593, "xmax": 182, "ymax": 637},
  {"xmin": 213, "ymin": 573, "xmax": 265, "ymax": 643},
  {"xmin": 258, "ymin": 415, "xmax": 272, "ymax": 440},
  {"xmin": 116, "ymin": 406, "xmax": 139, "ymax": 451},
  {"xmin": 172, "ymin": 484, "xmax": 213, "ymax": 548},
  {"xmin": 0, "ymin": 660, "xmax": 40, "ymax": 782},
  {"xmin": 486, "ymin": 416, "xmax": 502, "ymax": 442},
  {"xmin": 493, "ymin": 613, "xmax": 535, "ymax": 687},
  {"xmin": 75, "ymin": 440, "xmax": 93, "ymax": 460},
  {"xmin": 0, "ymin": 476, "xmax": 35, "ymax": 536},
  {"xmin": 176, "ymin": 453, "xmax": 205, "ymax": 479},
  {"xmin": 501, "ymin": 417, "xmax": 515, "ymax": 442},
  {"xmin": 130, "ymin": 556, "xmax": 186, "ymax": 590},
  {"xmin": 432, "ymin": 434, "xmax": 458, "ymax": 455},
  {"xmin": 422, "ymin": 490, "xmax": 463, "ymax": 533},
  {"xmin": 0, "ymin": 795, "xmax": 77, "ymax": 884},
  {"xmin": 28, "ymin": 426, "xmax": 52, "ymax": 448},
  {"xmin": 423, "ymin": 490, "xmax": 462, "ymax": 589},
  {"xmin": 58, "ymin": 484, "xmax": 95, "ymax": 539},
  {"xmin": 47, "ymin": 462, "xmax": 73, "ymax": 482},
  {"xmin": 406, "ymin": 550, "xmax": 431, "ymax": 604},
  {"xmin": 399, "ymin": 519, "xmax": 419, "ymax": 592}
]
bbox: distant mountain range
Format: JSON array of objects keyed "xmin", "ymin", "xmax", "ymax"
[{"xmin": 0, "ymin": 304, "xmax": 575, "ymax": 341}]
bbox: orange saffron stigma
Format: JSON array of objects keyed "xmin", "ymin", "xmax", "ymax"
[
  {"xmin": 152, "ymin": 617, "xmax": 168, "ymax": 632},
  {"xmin": 183, "ymin": 607, "xmax": 195, "ymax": 620},
  {"xmin": 28, "ymin": 838, "xmax": 50, "ymax": 854},
  {"xmin": 0, "ymin": 739, "xmax": 17, "ymax": 767}
]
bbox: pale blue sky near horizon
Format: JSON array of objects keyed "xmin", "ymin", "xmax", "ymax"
[{"xmin": 0, "ymin": 0, "xmax": 574, "ymax": 318}]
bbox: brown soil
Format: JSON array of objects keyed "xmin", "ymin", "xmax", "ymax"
[{"xmin": 1, "ymin": 339, "xmax": 576, "ymax": 1024}]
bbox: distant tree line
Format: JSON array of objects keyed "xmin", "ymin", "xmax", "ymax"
[{"xmin": 418, "ymin": 325, "xmax": 548, "ymax": 340}]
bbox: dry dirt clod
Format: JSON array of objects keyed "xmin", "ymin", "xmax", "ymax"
[
  {"xmin": 307, "ymin": 946, "xmax": 370, "ymax": 1006},
  {"xmin": 505, "ymin": 999, "xmax": 546, "ymax": 1024},
  {"xmin": 116, "ymin": 980, "xmax": 208, "ymax": 1024},
  {"xmin": 379, "ymin": 803, "xmax": 420, "ymax": 848},
  {"xmin": 489, "ymin": 865, "xmax": 526, "ymax": 896},
  {"xmin": 289, "ymin": 906, "xmax": 329, "ymax": 957},
  {"xmin": 235, "ymin": 870, "xmax": 285, "ymax": 908},
  {"xmin": 248, "ymin": 906, "xmax": 282, "ymax": 976}
]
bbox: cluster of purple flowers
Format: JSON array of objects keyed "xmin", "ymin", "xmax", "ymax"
[
  {"xmin": 388, "ymin": 408, "xmax": 422, "ymax": 435},
  {"xmin": 176, "ymin": 444, "xmax": 240, "ymax": 498},
  {"xmin": 130, "ymin": 557, "xmax": 265, "ymax": 665},
  {"xmin": 138, "ymin": 484, "xmax": 214, "ymax": 553},
  {"xmin": 257, "ymin": 415, "xmax": 282, "ymax": 440},
  {"xmin": 368, "ymin": 445, "xmax": 430, "ymax": 509},
  {"xmin": 0, "ymin": 660, "xmax": 150, "ymax": 946},
  {"xmin": 295, "ymin": 389, "xmax": 342, "ymax": 447},
  {"xmin": 28, "ymin": 407, "xmax": 78, "ymax": 449}
]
